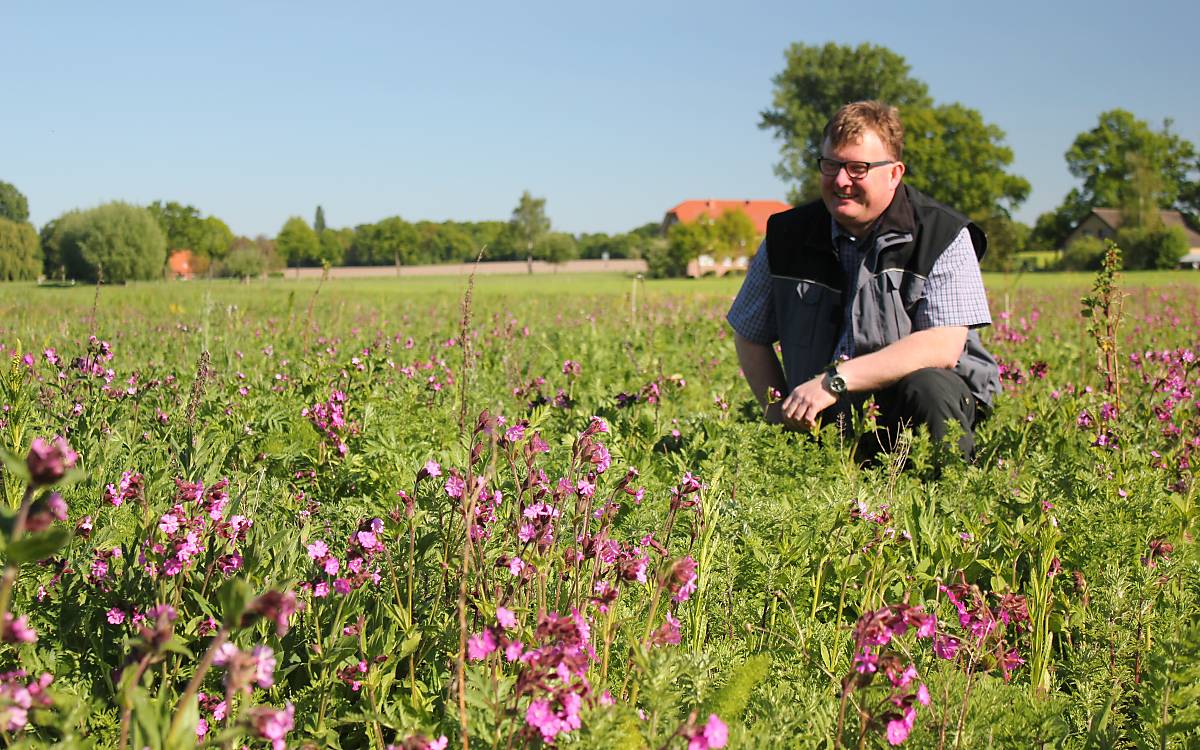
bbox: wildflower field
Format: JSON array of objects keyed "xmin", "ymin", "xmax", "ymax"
[{"xmin": 0, "ymin": 262, "xmax": 1197, "ymax": 749}]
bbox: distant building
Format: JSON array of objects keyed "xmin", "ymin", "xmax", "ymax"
[
  {"xmin": 168, "ymin": 249, "xmax": 195, "ymax": 280},
  {"xmin": 662, "ymin": 199, "xmax": 790, "ymax": 276},
  {"xmin": 1065, "ymin": 208, "xmax": 1200, "ymax": 268}
]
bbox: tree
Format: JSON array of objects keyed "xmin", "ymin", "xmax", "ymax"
[
  {"xmin": 314, "ymin": 205, "xmax": 326, "ymax": 235},
  {"xmin": 0, "ymin": 181, "xmax": 30, "ymax": 223},
  {"xmin": 348, "ymin": 217, "xmax": 418, "ymax": 265},
  {"xmin": 537, "ymin": 232, "xmax": 578, "ymax": 265},
  {"xmin": 276, "ymin": 217, "xmax": 320, "ymax": 267},
  {"xmin": 510, "ymin": 191, "xmax": 550, "ymax": 259},
  {"xmin": 1033, "ymin": 110, "xmax": 1200, "ymax": 249},
  {"xmin": 318, "ymin": 228, "xmax": 350, "ymax": 266},
  {"xmin": 649, "ymin": 219, "xmax": 711, "ymax": 278},
  {"xmin": 712, "ymin": 209, "xmax": 758, "ymax": 260},
  {"xmin": 0, "ymin": 218, "xmax": 41, "ymax": 280},
  {"xmin": 759, "ymin": 42, "xmax": 931, "ymax": 201},
  {"xmin": 50, "ymin": 202, "xmax": 166, "ymax": 282},
  {"xmin": 759, "ymin": 42, "xmax": 1028, "ymax": 221},
  {"xmin": 901, "ymin": 104, "xmax": 1030, "ymax": 220},
  {"xmin": 975, "ymin": 215, "xmax": 1030, "ymax": 272},
  {"xmin": 1119, "ymin": 225, "xmax": 1188, "ymax": 270},
  {"xmin": 147, "ymin": 201, "xmax": 234, "ymax": 261},
  {"xmin": 219, "ymin": 242, "xmax": 266, "ymax": 280}
]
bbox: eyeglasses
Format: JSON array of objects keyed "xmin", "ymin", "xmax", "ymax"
[{"xmin": 816, "ymin": 157, "xmax": 895, "ymax": 179}]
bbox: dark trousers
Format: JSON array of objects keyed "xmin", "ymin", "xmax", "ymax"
[{"xmin": 853, "ymin": 368, "xmax": 978, "ymax": 462}]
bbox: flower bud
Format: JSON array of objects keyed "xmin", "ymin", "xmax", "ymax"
[{"xmin": 25, "ymin": 437, "xmax": 78, "ymax": 486}]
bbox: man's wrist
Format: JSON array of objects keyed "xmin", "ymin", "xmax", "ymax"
[{"xmin": 823, "ymin": 365, "xmax": 848, "ymax": 396}]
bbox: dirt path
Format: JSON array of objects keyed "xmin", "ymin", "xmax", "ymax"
[{"xmin": 284, "ymin": 258, "xmax": 648, "ymax": 279}]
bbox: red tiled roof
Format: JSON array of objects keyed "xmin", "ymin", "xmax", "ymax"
[
  {"xmin": 168, "ymin": 249, "xmax": 194, "ymax": 277},
  {"xmin": 665, "ymin": 199, "xmax": 791, "ymax": 235}
]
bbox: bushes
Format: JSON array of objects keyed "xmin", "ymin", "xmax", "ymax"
[
  {"xmin": 48, "ymin": 202, "xmax": 166, "ymax": 282},
  {"xmin": 1118, "ymin": 225, "xmax": 1189, "ymax": 270},
  {"xmin": 0, "ymin": 218, "xmax": 41, "ymax": 280}
]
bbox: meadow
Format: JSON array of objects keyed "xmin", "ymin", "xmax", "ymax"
[{"xmin": 0, "ymin": 263, "xmax": 1197, "ymax": 749}]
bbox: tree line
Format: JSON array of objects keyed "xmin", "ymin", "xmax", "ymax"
[
  {"xmin": 760, "ymin": 42, "xmax": 1200, "ymax": 271},
  {"xmin": 3, "ymin": 42, "xmax": 1198, "ymax": 282}
]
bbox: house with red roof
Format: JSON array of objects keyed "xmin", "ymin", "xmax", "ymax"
[
  {"xmin": 662, "ymin": 199, "xmax": 791, "ymax": 276},
  {"xmin": 168, "ymin": 249, "xmax": 195, "ymax": 280}
]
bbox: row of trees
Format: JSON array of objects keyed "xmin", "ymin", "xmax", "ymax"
[
  {"xmin": 0, "ymin": 185, "xmax": 666, "ymax": 283},
  {"xmin": 761, "ymin": 42, "xmax": 1200, "ymax": 270}
]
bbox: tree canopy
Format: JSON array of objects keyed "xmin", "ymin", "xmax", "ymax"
[
  {"xmin": 276, "ymin": 217, "xmax": 320, "ymax": 267},
  {"xmin": 0, "ymin": 218, "xmax": 41, "ymax": 280},
  {"xmin": 0, "ymin": 181, "xmax": 30, "ymax": 224},
  {"xmin": 759, "ymin": 42, "xmax": 1028, "ymax": 223},
  {"xmin": 147, "ymin": 201, "xmax": 234, "ymax": 261},
  {"xmin": 1032, "ymin": 110, "xmax": 1200, "ymax": 250},
  {"xmin": 510, "ymin": 191, "xmax": 550, "ymax": 257},
  {"xmin": 50, "ymin": 202, "xmax": 166, "ymax": 283}
]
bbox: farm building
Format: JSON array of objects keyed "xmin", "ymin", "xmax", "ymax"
[
  {"xmin": 1065, "ymin": 208, "xmax": 1200, "ymax": 268},
  {"xmin": 662, "ymin": 199, "xmax": 790, "ymax": 276}
]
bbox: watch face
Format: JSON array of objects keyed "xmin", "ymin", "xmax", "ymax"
[{"xmin": 828, "ymin": 372, "xmax": 847, "ymax": 394}]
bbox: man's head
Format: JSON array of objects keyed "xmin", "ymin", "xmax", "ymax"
[{"xmin": 819, "ymin": 101, "xmax": 906, "ymax": 236}]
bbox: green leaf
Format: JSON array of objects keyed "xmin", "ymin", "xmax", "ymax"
[
  {"xmin": 217, "ymin": 578, "xmax": 253, "ymax": 629},
  {"xmin": 164, "ymin": 695, "xmax": 199, "ymax": 750},
  {"xmin": 0, "ymin": 449, "xmax": 30, "ymax": 484},
  {"xmin": 6, "ymin": 527, "xmax": 71, "ymax": 564},
  {"xmin": 398, "ymin": 632, "xmax": 422, "ymax": 659}
]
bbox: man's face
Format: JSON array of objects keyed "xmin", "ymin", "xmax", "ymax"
[{"xmin": 819, "ymin": 129, "xmax": 905, "ymax": 236}]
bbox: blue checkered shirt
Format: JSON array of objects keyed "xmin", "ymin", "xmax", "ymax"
[{"xmin": 727, "ymin": 224, "xmax": 991, "ymax": 349}]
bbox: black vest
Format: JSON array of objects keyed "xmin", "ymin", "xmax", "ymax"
[{"xmin": 764, "ymin": 185, "xmax": 1001, "ymax": 406}]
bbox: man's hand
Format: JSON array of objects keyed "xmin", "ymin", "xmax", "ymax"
[{"xmin": 781, "ymin": 375, "xmax": 837, "ymax": 430}]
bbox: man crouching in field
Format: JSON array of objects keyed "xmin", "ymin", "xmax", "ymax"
[{"xmin": 726, "ymin": 100, "xmax": 1001, "ymax": 459}]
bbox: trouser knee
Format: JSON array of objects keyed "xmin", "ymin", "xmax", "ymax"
[{"xmin": 871, "ymin": 368, "xmax": 977, "ymax": 458}]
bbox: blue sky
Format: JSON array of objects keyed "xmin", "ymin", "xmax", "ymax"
[{"xmin": 3, "ymin": 0, "xmax": 1197, "ymax": 238}]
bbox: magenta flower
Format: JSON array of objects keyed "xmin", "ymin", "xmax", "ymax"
[
  {"xmin": 686, "ymin": 714, "xmax": 729, "ymax": 750},
  {"xmin": 932, "ymin": 634, "xmax": 960, "ymax": 660},
  {"xmin": 1, "ymin": 614, "xmax": 37, "ymax": 644},
  {"xmin": 885, "ymin": 707, "xmax": 916, "ymax": 745},
  {"xmin": 445, "ymin": 474, "xmax": 466, "ymax": 498},
  {"xmin": 25, "ymin": 436, "xmax": 78, "ymax": 486},
  {"xmin": 306, "ymin": 540, "xmax": 329, "ymax": 559},
  {"xmin": 247, "ymin": 702, "xmax": 294, "ymax": 750},
  {"xmin": 854, "ymin": 648, "xmax": 878, "ymax": 674},
  {"xmin": 496, "ymin": 607, "xmax": 517, "ymax": 629},
  {"xmin": 467, "ymin": 630, "xmax": 498, "ymax": 660},
  {"xmin": 106, "ymin": 608, "xmax": 126, "ymax": 625}
]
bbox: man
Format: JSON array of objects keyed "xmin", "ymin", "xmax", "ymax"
[{"xmin": 727, "ymin": 100, "xmax": 1000, "ymax": 458}]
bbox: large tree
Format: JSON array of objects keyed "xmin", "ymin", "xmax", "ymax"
[
  {"xmin": 759, "ymin": 42, "xmax": 1028, "ymax": 222},
  {"xmin": 348, "ymin": 217, "xmax": 418, "ymax": 265},
  {"xmin": 0, "ymin": 181, "xmax": 30, "ymax": 224},
  {"xmin": 276, "ymin": 217, "xmax": 320, "ymax": 267},
  {"xmin": 49, "ymin": 202, "xmax": 166, "ymax": 283},
  {"xmin": 147, "ymin": 201, "xmax": 234, "ymax": 261},
  {"xmin": 1033, "ymin": 110, "xmax": 1199, "ymax": 250},
  {"xmin": 510, "ymin": 191, "xmax": 550, "ymax": 259},
  {"xmin": 0, "ymin": 218, "xmax": 41, "ymax": 280}
]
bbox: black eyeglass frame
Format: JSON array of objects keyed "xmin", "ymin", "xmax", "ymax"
[{"xmin": 816, "ymin": 157, "xmax": 895, "ymax": 179}]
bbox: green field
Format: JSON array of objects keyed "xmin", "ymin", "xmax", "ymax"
[{"xmin": 0, "ymin": 270, "xmax": 1197, "ymax": 749}]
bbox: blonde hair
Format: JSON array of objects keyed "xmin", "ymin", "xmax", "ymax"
[{"xmin": 822, "ymin": 101, "xmax": 904, "ymax": 161}]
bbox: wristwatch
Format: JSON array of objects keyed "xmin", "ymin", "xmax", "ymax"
[{"xmin": 824, "ymin": 366, "xmax": 848, "ymax": 396}]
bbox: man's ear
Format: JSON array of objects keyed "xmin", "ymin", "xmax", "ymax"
[{"xmin": 889, "ymin": 161, "xmax": 906, "ymax": 189}]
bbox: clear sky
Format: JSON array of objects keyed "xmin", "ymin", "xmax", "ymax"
[{"xmin": 3, "ymin": 0, "xmax": 1197, "ymax": 239}]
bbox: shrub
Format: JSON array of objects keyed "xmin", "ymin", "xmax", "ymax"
[
  {"xmin": 0, "ymin": 180, "xmax": 30, "ymax": 223},
  {"xmin": 50, "ymin": 202, "xmax": 166, "ymax": 282},
  {"xmin": 0, "ymin": 217, "xmax": 41, "ymax": 280},
  {"xmin": 1058, "ymin": 235, "xmax": 1107, "ymax": 271},
  {"xmin": 218, "ymin": 243, "xmax": 267, "ymax": 280},
  {"xmin": 1118, "ymin": 225, "xmax": 1189, "ymax": 270}
]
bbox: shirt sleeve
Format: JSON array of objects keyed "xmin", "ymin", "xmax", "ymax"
[
  {"xmin": 725, "ymin": 240, "xmax": 778, "ymax": 344},
  {"xmin": 912, "ymin": 227, "xmax": 992, "ymax": 330}
]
